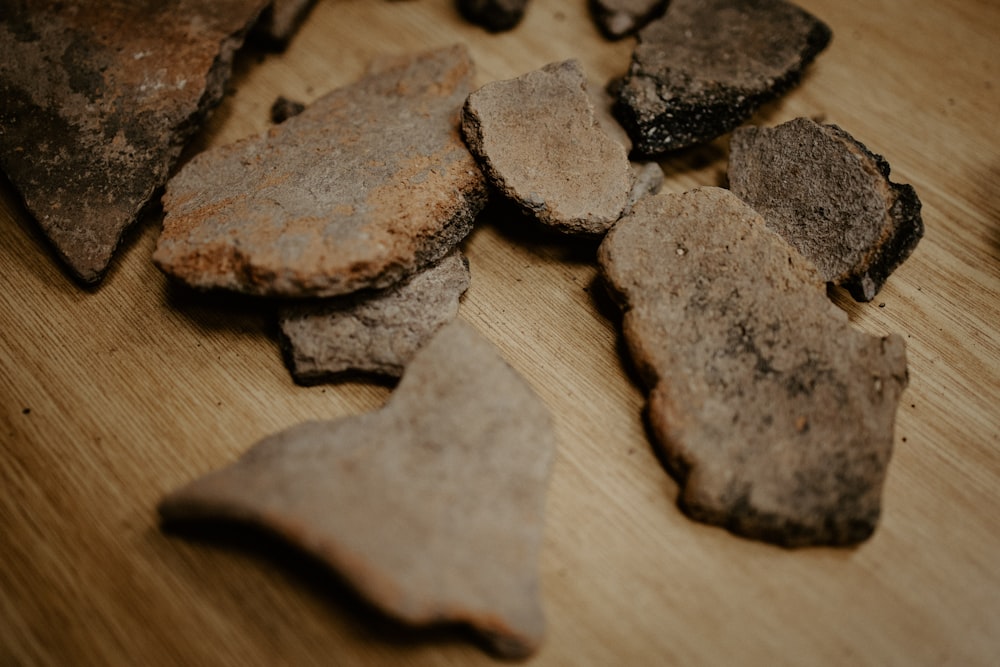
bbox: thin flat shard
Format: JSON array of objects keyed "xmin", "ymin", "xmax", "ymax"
[
  {"xmin": 729, "ymin": 117, "xmax": 924, "ymax": 302},
  {"xmin": 590, "ymin": 0, "xmax": 669, "ymax": 39},
  {"xmin": 614, "ymin": 0, "xmax": 832, "ymax": 155},
  {"xmin": 457, "ymin": 0, "xmax": 530, "ymax": 32},
  {"xmin": 154, "ymin": 45, "xmax": 486, "ymax": 297},
  {"xmin": 0, "ymin": 0, "xmax": 268, "ymax": 283},
  {"xmin": 462, "ymin": 60, "xmax": 632, "ymax": 236},
  {"xmin": 160, "ymin": 320, "xmax": 554, "ymax": 659},
  {"xmin": 278, "ymin": 250, "xmax": 471, "ymax": 382},
  {"xmin": 598, "ymin": 187, "xmax": 908, "ymax": 547}
]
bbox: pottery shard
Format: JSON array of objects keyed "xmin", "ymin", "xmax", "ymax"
[
  {"xmin": 729, "ymin": 117, "xmax": 924, "ymax": 302},
  {"xmin": 598, "ymin": 187, "xmax": 908, "ymax": 547},
  {"xmin": 589, "ymin": 0, "xmax": 668, "ymax": 40},
  {"xmin": 462, "ymin": 59, "xmax": 633, "ymax": 236},
  {"xmin": 154, "ymin": 45, "xmax": 487, "ymax": 298},
  {"xmin": 614, "ymin": 0, "xmax": 831, "ymax": 156},
  {"xmin": 0, "ymin": 0, "xmax": 268, "ymax": 283},
  {"xmin": 159, "ymin": 319, "xmax": 554, "ymax": 659},
  {"xmin": 279, "ymin": 249, "xmax": 471, "ymax": 382},
  {"xmin": 456, "ymin": 0, "xmax": 530, "ymax": 32}
]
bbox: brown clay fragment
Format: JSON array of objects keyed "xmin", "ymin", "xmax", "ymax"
[
  {"xmin": 278, "ymin": 249, "xmax": 471, "ymax": 383},
  {"xmin": 154, "ymin": 45, "xmax": 487, "ymax": 298},
  {"xmin": 589, "ymin": 0, "xmax": 668, "ymax": 40},
  {"xmin": 456, "ymin": 0, "xmax": 530, "ymax": 32},
  {"xmin": 598, "ymin": 187, "xmax": 909, "ymax": 547},
  {"xmin": 462, "ymin": 59, "xmax": 633, "ymax": 236},
  {"xmin": 160, "ymin": 319, "xmax": 554, "ymax": 659},
  {"xmin": 614, "ymin": 0, "xmax": 832, "ymax": 156},
  {"xmin": 0, "ymin": 0, "xmax": 268, "ymax": 283},
  {"xmin": 728, "ymin": 117, "xmax": 924, "ymax": 301}
]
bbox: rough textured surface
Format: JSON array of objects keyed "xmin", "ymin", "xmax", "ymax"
[
  {"xmin": 278, "ymin": 249, "xmax": 471, "ymax": 382},
  {"xmin": 0, "ymin": 0, "xmax": 267, "ymax": 283},
  {"xmin": 598, "ymin": 187, "xmax": 909, "ymax": 547},
  {"xmin": 457, "ymin": 0, "xmax": 530, "ymax": 32},
  {"xmin": 463, "ymin": 59, "xmax": 632, "ymax": 236},
  {"xmin": 614, "ymin": 0, "xmax": 832, "ymax": 156},
  {"xmin": 589, "ymin": 0, "xmax": 668, "ymax": 39},
  {"xmin": 159, "ymin": 320, "xmax": 554, "ymax": 659},
  {"xmin": 255, "ymin": 0, "xmax": 317, "ymax": 46},
  {"xmin": 729, "ymin": 117, "xmax": 924, "ymax": 302},
  {"xmin": 154, "ymin": 45, "xmax": 487, "ymax": 297}
]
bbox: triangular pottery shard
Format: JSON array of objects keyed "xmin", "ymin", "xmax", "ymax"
[
  {"xmin": 154, "ymin": 45, "xmax": 487, "ymax": 298},
  {"xmin": 729, "ymin": 117, "xmax": 924, "ymax": 302},
  {"xmin": 598, "ymin": 187, "xmax": 909, "ymax": 547},
  {"xmin": 159, "ymin": 320, "xmax": 555, "ymax": 659},
  {"xmin": 0, "ymin": 0, "xmax": 269, "ymax": 284}
]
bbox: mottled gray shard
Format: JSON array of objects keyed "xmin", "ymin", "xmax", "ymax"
[
  {"xmin": 154, "ymin": 45, "xmax": 487, "ymax": 298},
  {"xmin": 729, "ymin": 117, "xmax": 924, "ymax": 302},
  {"xmin": 160, "ymin": 320, "xmax": 554, "ymax": 659},
  {"xmin": 614, "ymin": 0, "xmax": 832, "ymax": 156},
  {"xmin": 269, "ymin": 95, "xmax": 305, "ymax": 124},
  {"xmin": 598, "ymin": 187, "xmax": 908, "ymax": 547},
  {"xmin": 462, "ymin": 59, "xmax": 633, "ymax": 236},
  {"xmin": 589, "ymin": 0, "xmax": 668, "ymax": 39},
  {"xmin": 279, "ymin": 250, "xmax": 471, "ymax": 382},
  {"xmin": 457, "ymin": 0, "xmax": 530, "ymax": 32},
  {"xmin": 0, "ymin": 0, "xmax": 268, "ymax": 283},
  {"xmin": 255, "ymin": 0, "xmax": 317, "ymax": 46}
]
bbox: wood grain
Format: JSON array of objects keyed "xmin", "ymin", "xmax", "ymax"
[{"xmin": 2, "ymin": 0, "xmax": 998, "ymax": 664}]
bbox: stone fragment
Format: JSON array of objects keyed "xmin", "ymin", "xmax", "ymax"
[
  {"xmin": 597, "ymin": 187, "xmax": 909, "ymax": 547},
  {"xmin": 269, "ymin": 95, "xmax": 305, "ymax": 124},
  {"xmin": 255, "ymin": 0, "xmax": 317, "ymax": 46},
  {"xmin": 614, "ymin": 0, "xmax": 832, "ymax": 156},
  {"xmin": 456, "ymin": 0, "xmax": 530, "ymax": 32},
  {"xmin": 729, "ymin": 117, "xmax": 924, "ymax": 302},
  {"xmin": 278, "ymin": 250, "xmax": 471, "ymax": 382},
  {"xmin": 0, "ymin": 0, "xmax": 268, "ymax": 283},
  {"xmin": 160, "ymin": 320, "xmax": 554, "ymax": 659},
  {"xmin": 462, "ymin": 59, "xmax": 633, "ymax": 236},
  {"xmin": 589, "ymin": 0, "xmax": 668, "ymax": 40},
  {"xmin": 154, "ymin": 45, "xmax": 487, "ymax": 298}
]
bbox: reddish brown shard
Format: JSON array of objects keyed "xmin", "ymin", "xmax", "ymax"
[
  {"xmin": 160, "ymin": 320, "xmax": 555, "ymax": 659},
  {"xmin": 589, "ymin": 0, "xmax": 668, "ymax": 39},
  {"xmin": 598, "ymin": 187, "xmax": 909, "ymax": 547},
  {"xmin": 154, "ymin": 45, "xmax": 487, "ymax": 298},
  {"xmin": 0, "ymin": 0, "xmax": 268, "ymax": 283}
]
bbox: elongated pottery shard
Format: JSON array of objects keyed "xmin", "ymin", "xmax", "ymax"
[
  {"xmin": 598, "ymin": 187, "xmax": 908, "ymax": 547},
  {"xmin": 589, "ymin": 0, "xmax": 668, "ymax": 39},
  {"xmin": 278, "ymin": 249, "xmax": 471, "ymax": 382},
  {"xmin": 462, "ymin": 59, "xmax": 632, "ymax": 236},
  {"xmin": 154, "ymin": 45, "xmax": 487, "ymax": 297},
  {"xmin": 0, "ymin": 0, "xmax": 268, "ymax": 283},
  {"xmin": 729, "ymin": 117, "xmax": 924, "ymax": 302},
  {"xmin": 159, "ymin": 320, "xmax": 554, "ymax": 658},
  {"xmin": 614, "ymin": 0, "xmax": 831, "ymax": 156}
]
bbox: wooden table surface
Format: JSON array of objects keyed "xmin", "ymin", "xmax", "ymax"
[{"xmin": 2, "ymin": 0, "xmax": 998, "ymax": 664}]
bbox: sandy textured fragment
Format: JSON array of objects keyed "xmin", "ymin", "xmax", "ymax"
[
  {"xmin": 154, "ymin": 45, "xmax": 486, "ymax": 297},
  {"xmin": 0, "ymin": 0, "xmax": 268, "ymax": 283},
  {"xmin": 614, "ymin": 0, "xmax": 831, "ymax": 155},
  {"xmin": 279, "ymin": 250, "xmax": 471, "ymax": 382},
  {"xmin": 463, "ymin": 59, "xmax": 632, "ymax": 236},
  {"xmin": 729, "ymin": 117, "xmax": 924, "ymax": 301},
  {"xmin": 598, "ymin": 187, "xmax": 908, "ymax": 547},
  {"xmin": 457, "ymin": 0, "xmax": 530, "ymax": 32},
  {"xmin": 590, "ymin": 0, "xmax": 668, "ymax": 39},
  {"xmin": 160, "ymin": 320, "xmax": 554, "ymax": 658}
]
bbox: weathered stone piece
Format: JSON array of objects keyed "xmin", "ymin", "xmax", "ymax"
[
  {"xmin": 154, "ymin": 45, "xmax": 487, "ymax": 297},
  {"xmin": 598, "ymin": 187, "xmax": 908, "ymax": 547},
  {"xmin": 457, "ymin": 0, "xmax": 530, "ymax": 32},
  {"xmin": 614, "ymin": 0, "xmax": 832, "ymax": 156},
  {"xmin": 729, "ymin": 117, "xmax": 924, "ymax": 302},
  {"xmin": 0, "ymin": 0, "xmax": 268, "ymax": 283},
  {"xmin": 279, "ymin": 250, "xmax": 471, "ymax": 382},
  {"xmin": 160, "ymin": 320, "xmax": 555, "ymax": 659},
  {"xmin": 463, "ymin": 59, "xmax": 633, "ymax": 236},
  {"xmin": 589, "ymin": 0, "xmax": 668, "ymax": 40}
]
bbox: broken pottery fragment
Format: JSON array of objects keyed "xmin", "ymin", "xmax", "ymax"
[
  {"xmin": 154, "ymin": 45, "xmax": 487, "ymax": 298},
  {"xmin": 614, "ymin": 0, "xmax": 832, "ymax": 156},
  {"xmin": 456, "ymin": 0, "xmax": 530, "ymax": 32},
  {"xmin": 278, "ymin": 249, "xmax": 471, "ymax": 382},
  {"xmin": 597, "ymin": 187, "xmax": 908, "ymax": 547},
  {"xmin": 255, "ymin": 0, "xmax": 317, "ymax": 46},
  {"xmin": 160, "ymin": 319, "xmax": 554, "ymax": 659},
  {"xmin": 462, "ymin": 59, "xmax": 633, "ymax": 236},
  {"xmin": 0, "ymin": 0, "xmax": 268, "ymax": 283},
  {"xmin": 728, "ymin": 117, "xmax": 924, "ymax": 302},
  {"xmin": 589, "ymin": 0, "xmax": 668, "ymax": 39}
]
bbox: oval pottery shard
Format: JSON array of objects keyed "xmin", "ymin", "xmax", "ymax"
[{"xmin": 598, "ymin": 187, "xmax": 909, "ymax": 547}]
